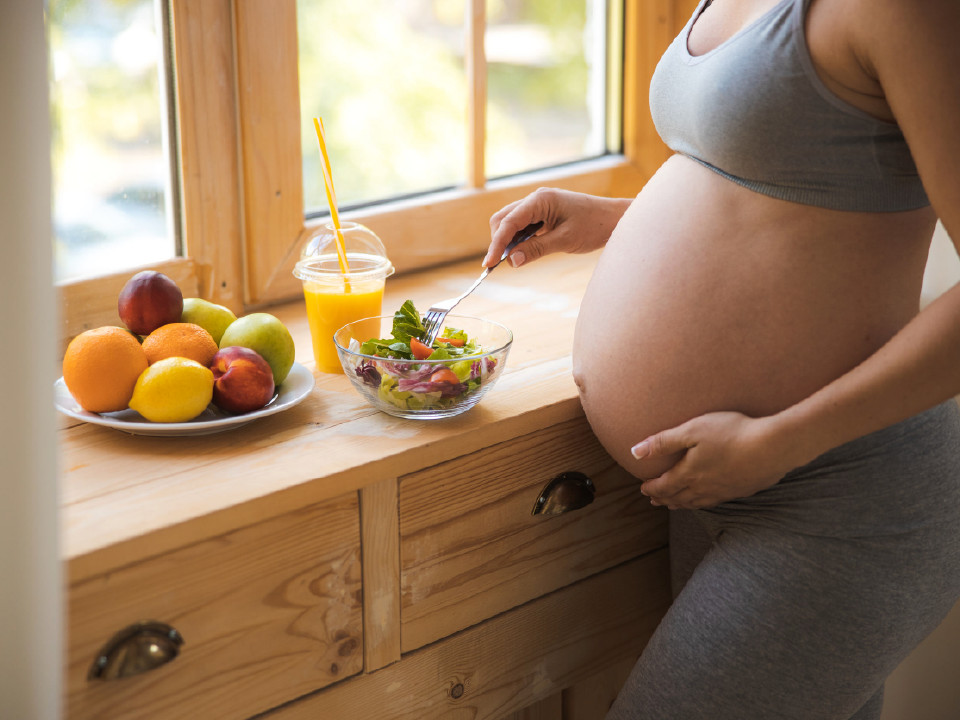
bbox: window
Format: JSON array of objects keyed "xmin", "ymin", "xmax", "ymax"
[
  {"xmin": 297, "ymin": 0, "xmax": 469, "ymax": 211},
  {"xmin": 484, "ymin": 0, "xmax": 614, "ymax": 179},
  {"xmin": 48, "ymin": 0, "xmax": 178, "ymax": 283},
  {"xmin": 57, "ymin": 0, "xmax": 692, "ymax": 346},
  {"xmin": 297, "ymin": 0, "xmax": 619, "ymax": 212}
]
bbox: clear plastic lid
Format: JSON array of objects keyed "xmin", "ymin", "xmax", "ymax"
[{"xmin": 293, "ymin": 221, "xmax": 394, "ymax": 284}]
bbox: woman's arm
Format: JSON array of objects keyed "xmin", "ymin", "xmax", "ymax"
[
  {"xmin": 484, "ymin": 188, "xmax": 633, "ymax": 268},
  {"xmin": 636, "ymin": 0, "xmax": 960, "ymax": 509}
]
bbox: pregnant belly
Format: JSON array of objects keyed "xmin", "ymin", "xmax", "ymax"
[{"xmin": 572, "ymin": 157, "xmax": 931, "ymax": 480}]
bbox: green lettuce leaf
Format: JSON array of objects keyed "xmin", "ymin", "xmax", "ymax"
[
  {"xmin": 391, "ymin": 300, "xmax": 425, "ymax": 344},
  {"xmin": 358, "ymin": 300, "xmax": 484, "ymax": 362}
]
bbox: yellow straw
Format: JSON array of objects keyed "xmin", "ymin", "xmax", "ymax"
[{"xmin": 313, "ymin": 117, "xmax": 351, "ymax": 281}]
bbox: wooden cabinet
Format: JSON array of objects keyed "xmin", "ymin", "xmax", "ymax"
[{"xmin": 64, "ymin": 417, "xmax": 668, "ymax": 720}]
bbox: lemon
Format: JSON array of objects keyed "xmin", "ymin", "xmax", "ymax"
[{"xmin": 129, "ymin": 357, "xmax": 215, "ymax": 423}]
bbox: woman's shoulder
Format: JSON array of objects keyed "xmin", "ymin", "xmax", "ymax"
[
  {"xmin": 851, "ymin": 0, "xmax": 959, "ymax": 61},
  {"xmin": 852, "ymin": 0, "xmax": 960, "ymax": 233},
  {"xmin": 807, "ymin": 0, "xmax": 959, "ymax": 117}
]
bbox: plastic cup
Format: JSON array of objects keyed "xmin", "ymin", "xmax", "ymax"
[{"xmin": 293, "ymin": 222, "xmax": 393, "ymax": 373}]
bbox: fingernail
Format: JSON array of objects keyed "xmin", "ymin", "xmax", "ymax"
[
  {"xmin": 631, "ymin": 441, "xmax": 649, "ymax": 459},
  {"xmin": 509, "ymin": 250, "xmax": 525, "ymax": 268},
  {"xmin": 650, "ymin": 499, "xmax": 661, "ymax": 506}
]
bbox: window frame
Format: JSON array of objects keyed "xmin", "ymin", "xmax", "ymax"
[{"xmin": 57, "ymin": 0, "xmax": 695, "ymax": 348}]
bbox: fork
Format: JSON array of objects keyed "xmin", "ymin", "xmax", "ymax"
[{"xmin": 420, "ymin": 221, "xmax": 544, "ymax": 346}]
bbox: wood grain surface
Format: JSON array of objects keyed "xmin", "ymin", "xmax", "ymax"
[
  {"xmin": 170, "ymin": 0, "xmax": 245, "ymax": 310},
  {"xmin": 259, "ymin": 552, "xmax": 670, "ymax": 720},
  {"xmin": 399, "ymin": 416, "xmax": 668, "ymax": 652},
  {"xmin": 360, "ymin": 476, "xmax": 402, "ymax": 671},
  {"xmin": 67, "ymin": 495, "xmax": 362, "ymax": 720},
  {"xmin": 60, "ymin": 252, "xmax": 599, "ymax": 582}
]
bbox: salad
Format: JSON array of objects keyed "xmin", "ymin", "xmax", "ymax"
[{"xmin": 346, "ymin": 300, "xmax": 501, "ymax": 412}]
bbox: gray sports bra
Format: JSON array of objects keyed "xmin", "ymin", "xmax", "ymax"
[{"xmin": 649, "ymin": 0, "xmax": 929, "ymax": 212}]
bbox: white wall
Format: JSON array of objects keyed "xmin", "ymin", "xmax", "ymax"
[
  {"xmin": 920, "ymin": 222, "xmax": 960, "ymax": 308},
  {"xmin": 0, "ymin": 2, "xmax": 63, "ymax": 718}
]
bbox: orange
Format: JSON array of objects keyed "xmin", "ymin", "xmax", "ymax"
[
  {"xmin": 142, "ymin": 322, "xmax": 219, "ymax": 367},
  {"xmin": 62, "ymin": 326, "xmax": 149, "ymax": 413}
]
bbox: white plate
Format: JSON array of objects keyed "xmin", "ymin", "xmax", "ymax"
[{"xmin": 55, "ymin": 362, "xmax": 315, "ymax": 436}]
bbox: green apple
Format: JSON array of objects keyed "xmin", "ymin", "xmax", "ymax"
[
  {"xmin": 219, "ymin": 313, "xmax": 295, "ymax": 385},
  {"xmin": 181, "ymin": 298, "xmax": 237, "ymax": 345}
]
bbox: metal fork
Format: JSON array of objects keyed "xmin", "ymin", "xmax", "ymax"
[{"xmin": 420, "ymin": 221, "xmax": 543, "ymax": 346}]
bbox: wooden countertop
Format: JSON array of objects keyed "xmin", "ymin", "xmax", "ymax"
[{"xmin": 59, "ymin": 251, "xmax": 600, "ymax": 583}]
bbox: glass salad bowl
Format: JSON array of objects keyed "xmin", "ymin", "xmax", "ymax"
[{"xmin": 334, "ymin": 312, "xmax": 513, "ymax": 419}]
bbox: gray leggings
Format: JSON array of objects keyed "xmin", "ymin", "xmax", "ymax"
[{"xmin": 608, "ymin": 400, "xmax": 960, "ymax": 720}]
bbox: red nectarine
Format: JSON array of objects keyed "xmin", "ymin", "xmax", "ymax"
[
  {"xmin": 118, "ymin": 270, "xmax": 184, "ymax": 336},
  {"xmin": 210, "ymin": 346, "xmax": 276, "ymax": 414}
]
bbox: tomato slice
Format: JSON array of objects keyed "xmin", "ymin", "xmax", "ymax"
[
  {"xmin": 410, "ymin": 337, "xmax": 433, "ymax": 360},
  {"xmin": 436, "ymin": 337, "xmax": 465, "ymax": 347},
  {"xmin": 429, "ymin": 367, "xmax": 460, "ymax": 384}
]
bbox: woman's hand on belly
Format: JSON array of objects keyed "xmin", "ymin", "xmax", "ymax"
[
  {"xmin": 483, "ymin": 188, "xmax": 632, "ymax": 268},
  {"xmin": 632, "ymin": 411, "xmax": 800, "ymax": 510}
]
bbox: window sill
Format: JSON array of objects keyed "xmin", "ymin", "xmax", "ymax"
[{"xmin": 59, "ymin": 249, "xmax": 600, "ymax": 583}]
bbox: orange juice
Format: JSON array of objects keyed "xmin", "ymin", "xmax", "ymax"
[
  {"xmin": 292, "ymin": 223, "xmax": 393, "ymax": 373},
  {"xmin": 303, "ymin": 279, "xmax": 384, "ymax": 373}
]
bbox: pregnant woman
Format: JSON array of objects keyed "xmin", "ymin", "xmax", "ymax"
[{"xmin": 484, "ymin": 0, "xmax": 960, "ymax": 717}]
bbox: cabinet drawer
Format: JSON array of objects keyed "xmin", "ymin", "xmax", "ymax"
[
  {"xmin": 256, "ymin": 550, "xmax": 671, "ymax": 720},
  {"xmin": 398, "ymin": 415, "xmax": 668, "ymax": 652},
  {"xmin": 67, "ymin": 494, "xmax": 363, "ymax": 720}
]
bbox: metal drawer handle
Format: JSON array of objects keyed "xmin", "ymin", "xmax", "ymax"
[
  {"xmin": 88, "ymin": 621, "xmax": 184, "ymax": 681},
  {"xmin": 531, "ymin": 471, "xmax": 595, "ymax": 516}
]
